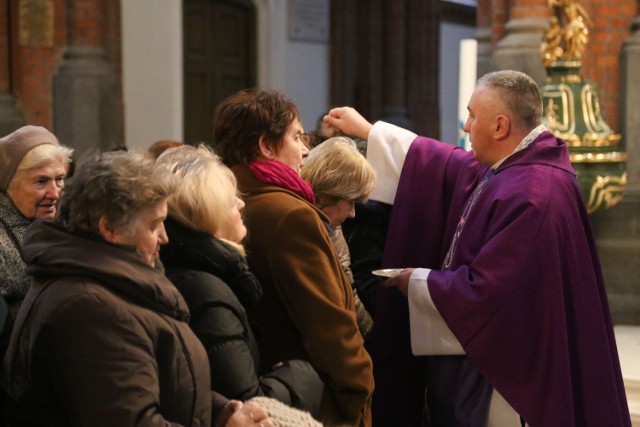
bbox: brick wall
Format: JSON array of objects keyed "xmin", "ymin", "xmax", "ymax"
[
  {"xmin": 0, "ymin": 0, "xmax": 120, "ymax": 129},
  {"xmin": 2, "ymin": 0, "xmax": 635, "ymax": 136},
  {"xmin": 581, "ymin": 0, "xmax": 636, "ymax": 132},
  {"xmin": 1, "ymin": 0, "xmax": 66, "ymax": 127},
  {"xmin": 486, "ymin": 0, "xmax": 638, "ymax": 132}
]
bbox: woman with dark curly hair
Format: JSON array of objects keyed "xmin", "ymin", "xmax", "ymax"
[{"xmin": 212, "ymin": 89, "xmax": 374, "ymax": 427}]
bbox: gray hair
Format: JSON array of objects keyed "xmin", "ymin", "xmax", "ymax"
[
  {"xmin": 57, "ymin": 149, "xmax": 177, "ymax": 237},
  {"xmin": 16, "ymin": 143, "xmax": 74, "ymax": 172},
  {"xmin": 476, "ymin": 70, "xmax": 543, "ymax": 129}
]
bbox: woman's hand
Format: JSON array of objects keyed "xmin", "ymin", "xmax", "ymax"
[{"xmin": 222, "ymin": 400, "xmax": 274, "ymax": 427}]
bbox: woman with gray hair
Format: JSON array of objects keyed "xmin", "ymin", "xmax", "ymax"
[
  {"xmin": 0, "ymin": 125, "xmax": 73, "ymax": 370},
  {"xmin": 2, "ymin": 149, "xmax": 272, "ymax": 427},
  {"xmin": 300, "ymin": 137, "xmax": 377, "ymax": 340}
]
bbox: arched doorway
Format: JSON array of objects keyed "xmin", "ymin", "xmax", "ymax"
[{"xmin": 183, "ymin": 0, "xmax": 257, "ymax": 144}]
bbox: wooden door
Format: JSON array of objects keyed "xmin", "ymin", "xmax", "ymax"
[{"xmin": 183, "ymin": 0, "xmax": 256, "ymax": 144}]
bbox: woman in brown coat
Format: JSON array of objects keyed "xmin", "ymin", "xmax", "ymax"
[{"xmin": 212, "ymin": 89, "xmax": 374, "ymax": 427}]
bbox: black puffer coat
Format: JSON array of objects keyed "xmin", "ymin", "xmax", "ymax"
[{"xmin": 161, "ymin": 217, "xmax": 323, "ymax": 417}]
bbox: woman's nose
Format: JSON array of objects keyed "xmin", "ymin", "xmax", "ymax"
[
  {"xmin": 45, "ymin": 181, "xmax": 62, "ymax": 199},
  {"xmin": 158, "ymin": 223, "xmax": 169, "ymax": 245},
  {"xmin": 237, "ymin": 197, "xmax": 245, "ymax": 210}
]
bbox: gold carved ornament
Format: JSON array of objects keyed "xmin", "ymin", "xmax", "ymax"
[{"xmin": 585, "ymin": 173, "xmax": 628, "ymax": 214}]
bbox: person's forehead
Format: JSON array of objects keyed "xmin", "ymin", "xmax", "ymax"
[
  {"xmin": 471, "ymin": 84, "xmax": 490, "ymax": 100},
  {"xmin": 470, "ymin": 85, "xmax": 500, "ymax": 110},
  {"xmin": 16, "ymin": 162, "xmax": 66, "ymax": 179},
  {"xmin": 289, "ymin": 118, "xmax": 303, "ymax": 130},
  {"xmin": 144, "ymin": 200, "xmax": 168, "ymax": 220}
]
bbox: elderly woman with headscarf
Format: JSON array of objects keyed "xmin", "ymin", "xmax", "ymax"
[
  {"xmin": 0, "ymin": 126, "xmax": 73, "ymax": 357},
  {"xmin": 212, "ymin": 89, "xmax": 374, "ymax": 427},
  {"xmin": 2, "ymin": 149, "xmax": 272, "ymax": 427}
]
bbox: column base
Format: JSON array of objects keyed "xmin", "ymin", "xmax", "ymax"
[
  {"xmin": 591, "ymin": 186, "xmax": 640, "ymax": 324},
  {"xmin": 494, "ymin": 18, "xmax": 548, "ymax": 84},
  {"xmin": 53, "ymin": 46, "xmax": 122, "ymax": 154},
  {"xmin": 0, "ymin": 93, "xmax": 25, "ymax": 136}
]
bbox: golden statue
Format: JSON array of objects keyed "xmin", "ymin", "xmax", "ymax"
[
  {"xmin": 541, "ymin": 0, "xmax": 594, "ymax": 66},
  {"xmin": 541, "ymin": 16, "xmax": 564, "ymax": 66},
  {"xmin": 540, "ymin": 0, "xmax": 627, "ymax": 214}
]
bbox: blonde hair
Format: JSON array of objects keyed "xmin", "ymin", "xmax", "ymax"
[
  {"xmin": 301, "ymin": 136, "xmax": 376, "ymax": 208},
  {"xmin": 157, "ymin": 144, "xmax": 238, "ymax": 236},
  {"xmin": 16, "ymin": 143, "xmax": 74, "ymax": 171}
]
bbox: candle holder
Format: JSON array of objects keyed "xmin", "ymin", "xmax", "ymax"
[{"xmin": 540, "ymin": 0, "xmax": 627, "ymax": 213}]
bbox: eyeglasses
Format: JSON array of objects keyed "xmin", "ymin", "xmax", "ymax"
[
  {"xmin": 299, "ymin": 132, "xmax": 322, "ymax": 149},
  {"xmin": 299, "ymin": 133, "xmax": 311, "ymax": 146}
]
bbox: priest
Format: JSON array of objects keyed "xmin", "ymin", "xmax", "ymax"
[{"xmin": 324, "ymin": 70, "xmax": 631, "ymax": 427}]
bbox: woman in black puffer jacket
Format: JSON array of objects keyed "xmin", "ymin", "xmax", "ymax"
[{"xmin": 157, "ymin": 145, "xmax": 323, "ymax": 419}]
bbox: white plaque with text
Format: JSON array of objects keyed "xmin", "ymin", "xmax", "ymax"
[{"xmin": 288, "ymin": 0, "xmax": 329, "ymax": 43}]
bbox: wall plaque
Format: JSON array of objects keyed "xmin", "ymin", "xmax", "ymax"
[
  {"xmin": 18, "ymin": 0, "xmax": 54, "ymax": 48},
  {"xmin": 288, "ymin": 0, "xmax": 329, "ymax": 43}
]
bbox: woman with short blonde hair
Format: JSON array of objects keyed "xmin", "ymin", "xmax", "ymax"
[
  {"xmin": 301, "ymin": 136, "xmax": 376, "ymax": 215},
  {"xmin": 301, "ymin": 137, "xmax": 376, "ymax": 340},
  {"xmin": 158, "ymin": 144, "xmax": 239, "ymax": 239},
  {"xmin": 157, "ymin": 145, "xmax": 324, "ymax": 419}
]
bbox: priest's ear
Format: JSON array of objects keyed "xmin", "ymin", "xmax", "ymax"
[
  {"xmin": 493, "ymin": 114, "xmax": 511, "ymax": 141},
  {"xmin": 258, "ymin": 136, "xmax": 276, "ymax": 160}
]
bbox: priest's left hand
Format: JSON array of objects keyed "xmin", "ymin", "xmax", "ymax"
[{"xmin": 384, "ymin": 268, "xmax": 415, "ymax": 297}]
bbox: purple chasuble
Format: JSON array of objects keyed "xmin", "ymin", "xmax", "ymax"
[
  {"xmin": 370, "ymin": 137, "xmax": 485, "ymax": 427},
  {"xmin": 376, "ymin": 131, "xmax": 631, "ymax": 427}
]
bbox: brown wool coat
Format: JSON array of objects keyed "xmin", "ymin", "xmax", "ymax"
[{"xmin": 232, "ymin": 165, "xmax": 374, "ymax": 427}]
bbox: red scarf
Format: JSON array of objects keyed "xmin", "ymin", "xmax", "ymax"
[{"xmin": 248, "ymin": 160, "xmax": 316, "ymax": 204}]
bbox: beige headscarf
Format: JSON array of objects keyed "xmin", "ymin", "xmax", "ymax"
[{"xmin": 0, "ymin": 125, "xmax": 60, "ymax": 191}]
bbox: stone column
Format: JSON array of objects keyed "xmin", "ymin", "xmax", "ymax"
[
  {"xmin": 406, "ymin": 0, "xmax": 440, "ymax": 136},
  {"xmin": 590, "ymin": 10, "xmax": 640, "ymax": 325},
  {"xmin": 0, "ymin": 94, "xmax": 24, "ymax": 136},
  {"xmin": 0, "ymin": 0, "xmax": 24, "ymax": 135},
  {"xmin": 475, "ymin": 27, "xmax": 494, "ymax": 79},
  {"xmin": 493, "ymin": 0, "xmax": 548, "ymax": 84},
  {"xmin": 380, "ymin": 0, "xmax": 416, "ymax": 131},
  {"xmin": 621, "ymin": 14, "xmax": 640, "ymax": 190},
  {"xmin": 53, "ymin": 0, "xmax": 121, "ymax": 153},
  {"xmin": 475, "ymin": 0, "xmax": 494, "ymax": 79},
  {"xmin": 329, "ymin": 0, "xmax": 360, "ymax": 108}
]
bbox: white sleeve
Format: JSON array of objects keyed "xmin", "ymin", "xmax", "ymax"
[
  {"xmin": 367, "ymin": 121, "xmax": 417, "ymax": 205},
  {"xmin": 408, "ymin": 268, "xmax": 465, "ymax": 355}
]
